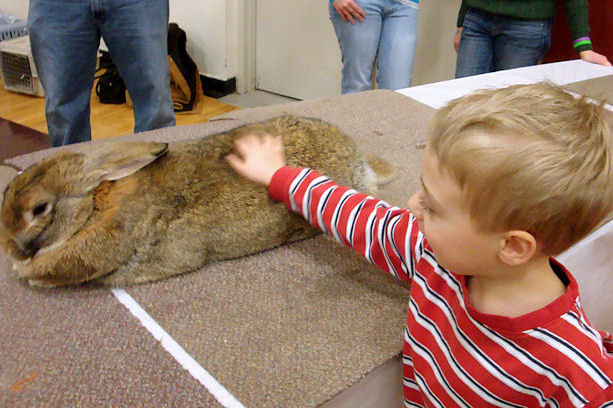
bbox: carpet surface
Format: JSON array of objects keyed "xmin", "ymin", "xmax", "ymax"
[{"xmin": 1, "ymin": 90, "xmax": 432, "ymax": 407}]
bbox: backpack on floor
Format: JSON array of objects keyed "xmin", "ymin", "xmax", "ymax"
[
  {"xmin": 167, "ymin": 22, "xmax": 203, "ymax": 112},
  {"xmin": 124, "ymin": 23, "xmax": 203, "ymax": 112},
  {"xmin": 94, "ymin": 50, "xmax": 127, "ymax": 104}
]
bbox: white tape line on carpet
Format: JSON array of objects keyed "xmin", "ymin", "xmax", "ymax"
[{"xmin": 111, "ymin": 288, "xmax": 246, "ymax": 408}]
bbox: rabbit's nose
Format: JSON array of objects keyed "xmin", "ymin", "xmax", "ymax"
[
  {"xmin": 14, "ymin": 235, "xmax": 39, "ymax": 256},
  {"xmin": 23, "ymin": 240, "xmax": 40, "ymax": 254},
  {"xmin": 13, "ymin": 238, "xmax": 26, "ymax": 252}
]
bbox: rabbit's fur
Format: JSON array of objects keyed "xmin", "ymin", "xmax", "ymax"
[{"xmin": 0, "ymin": 116, "xmax": 394, "ymax": 287}]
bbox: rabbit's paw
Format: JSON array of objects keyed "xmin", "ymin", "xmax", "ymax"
[
  {"xmin": 16, "ymin": 261, "xmax": 58, "ymax": 287},
  {"xmin": 14, "ymin": 258, "xmax": 47, "ymax": 281},
  {"xmin": 12, "ymin": 258, "xmax": 32, "ymax": 275},
  {"xmin": 28, "ymin": 279, "xmax": 58, "ymax": 288}
]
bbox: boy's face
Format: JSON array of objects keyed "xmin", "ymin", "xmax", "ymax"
[{"xmin": 407, "ymin": 146, "xmax": 503, "ymax": 277}]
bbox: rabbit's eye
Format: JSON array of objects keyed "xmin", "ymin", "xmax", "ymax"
[{"xmin": 32, "ymin": 203, "xmax": 50, "ymax": 217}]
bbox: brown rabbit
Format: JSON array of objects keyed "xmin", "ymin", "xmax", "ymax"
[{"xmin": 0, "ymin": 116, "xmax": 394, "ymax": 287}]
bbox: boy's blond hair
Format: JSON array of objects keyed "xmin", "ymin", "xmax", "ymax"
[{"xmin": 429, "ymin": 82, "xmax": 612, "ymax": 255}]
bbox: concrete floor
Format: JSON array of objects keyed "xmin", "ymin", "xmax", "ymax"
[{"xmin": 219, "ymin": 89, "xmax": 297, "ymax": 109}]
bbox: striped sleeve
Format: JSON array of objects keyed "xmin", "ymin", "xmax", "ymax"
[{"xmin": 268, "ymin": 166, "xmax": 422, "ymax": 282}]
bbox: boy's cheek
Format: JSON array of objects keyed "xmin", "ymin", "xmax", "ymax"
[{"xmin": 422, "ymin": 221, "xmax": 445, "ymax": 254}]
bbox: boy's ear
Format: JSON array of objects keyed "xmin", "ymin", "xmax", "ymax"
[{"xmin": 498, "ymin": 231, "xmax": 537, "ymax": 266}]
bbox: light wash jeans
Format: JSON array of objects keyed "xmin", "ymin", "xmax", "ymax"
[
  {"xmin": 455, "ymin": 7, "xmax": 552, "ymax": 78},
  {"xmin": 28, "ymin": 0, "xmax": 175, "ymax": 146},
  {"xmin": 329, "ymin": 0, "xmax": 419, "ymax": 94}
]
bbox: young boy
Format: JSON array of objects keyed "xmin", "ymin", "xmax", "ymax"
[{"xmin": 226, "ymin": 83, "xmax": 613, "ymax": 407}]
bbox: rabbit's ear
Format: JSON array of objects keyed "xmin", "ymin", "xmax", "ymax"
[{"xmin": 82, "ymin": 142, "xmax": 169, "ymax": 191}]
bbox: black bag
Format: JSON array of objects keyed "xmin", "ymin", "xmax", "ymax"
[{"xmin": 95, "ymin": 50, "xmax": 127, "ymax": 104}]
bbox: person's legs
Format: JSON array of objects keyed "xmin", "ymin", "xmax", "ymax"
[
  {"xmin": 376, "ymin": 0, "xmax": 418, "ymax": 90},
  {"xmin": 492, "ymin": 17, "xmax": 552, "ymax": 71},
  {"xmin": 100, "ymin": 0, "xmax": 175, "ymax": 133},
  {"xmin": 28, "ymin": 0, "xmax": 99, "ymax": 146},
  {"xmin": 329, "ymin": 0, "xmax": 383, "ymax": 94},
  {"xmin": 454, "ymin": 8, "xmax": 495, "ymax": 78}
]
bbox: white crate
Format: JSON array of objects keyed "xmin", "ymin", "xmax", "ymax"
[{"xmin": 0, "ymin": 35, "xmax": 44, "ymax": 97}]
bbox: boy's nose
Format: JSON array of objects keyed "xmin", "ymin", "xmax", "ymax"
[{"xmin": 407, "ymin": 193, "xmax": 422, "ymax": 222}]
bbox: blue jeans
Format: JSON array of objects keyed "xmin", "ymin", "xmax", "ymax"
[
  {"xmin": 28, "ymin": 0, "xmax": 175, "ymax": 146},
  {"xmin": 455, "ymin": 7, "xmax": 552, "ymax": 78},
  {"xmin": 329, "ymin": 0, "xmax": 419, "ymax": 94}
]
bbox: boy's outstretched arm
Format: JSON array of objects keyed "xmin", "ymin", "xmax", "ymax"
[
  {"xmin": 225, "ymin": 134, "xmax": 286, "ymax": 186},
  {"xmin": 226, "ymin": 133, "xmax": 420, "ymax": 283}
]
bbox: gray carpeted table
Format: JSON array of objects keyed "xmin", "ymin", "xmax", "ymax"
[{"xmin": 1, "ymin": 90, "xmax": 434, "ymax": 408}]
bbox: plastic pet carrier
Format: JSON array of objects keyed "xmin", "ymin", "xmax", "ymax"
[{"xmin": 0, "ymin": 34, "xmax": 45, "ymax": 97}]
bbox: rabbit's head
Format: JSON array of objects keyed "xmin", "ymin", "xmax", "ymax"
[{"xmin": 0, "ymin": 141, "xmax": 168, "ymax": 262}]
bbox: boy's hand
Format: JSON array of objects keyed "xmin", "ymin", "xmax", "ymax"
[{"xmin": 226, "ymin": 134, "xmax": 286, "ymax": 186}]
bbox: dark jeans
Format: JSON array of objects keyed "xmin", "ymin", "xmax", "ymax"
[
  {"xmin": 455, "ymin": 7, "xmax": 552, "ymax": 78},
  {"xmin": 28, "ymin": 0, "xmax": 176, "ymax": 146}
]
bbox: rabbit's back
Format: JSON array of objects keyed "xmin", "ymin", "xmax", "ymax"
[
  {"xmin": 131, "ymin": 116, "xmax": 373, "ymax": 219},
  {"xmin": 151, "ymin": 116, "xmax": 368, "ymax": 190}
]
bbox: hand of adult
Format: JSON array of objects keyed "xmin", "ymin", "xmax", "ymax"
[
  {"xmin": 453, "ymin": 27, "xmax": 463, "ymax": 53},
  {"xmin": 332, "ymin": 0, "xmax": 365, "ymax": 24},
  {"xmin": 579, "ymin": 50, "xmax": 612, "ymax": 67}
]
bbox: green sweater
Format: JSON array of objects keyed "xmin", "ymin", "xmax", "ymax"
[{"xmin": 457, "ymin": 0, "xmax": 592, "ymax": 52}]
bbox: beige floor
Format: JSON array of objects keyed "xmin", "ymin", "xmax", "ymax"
[{"xmin": 0, "ymin": 78, "xmax": 239, "ymax": 140}]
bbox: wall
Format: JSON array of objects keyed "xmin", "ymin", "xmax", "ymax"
[
  {"xmin": 412, "ymin": 0, "xmax": 461, "ymax": 86},
  {"xmin": 243, "ymin": 0, "xmax": 461, "ymax": 97},
  {"xmin": 169, "ymin": 0, "xmax": 237, "ymax": 81},
  {"xmin": 0, "ymin": 0, "xmax": 237, "ymax": 81},
  {"xmin": 244, "ymin": 0, "xmax": 461, "ymax": 94},
  {"xmin": 0, "ymin": 1, "xmax": 27, "ymax": 20}
]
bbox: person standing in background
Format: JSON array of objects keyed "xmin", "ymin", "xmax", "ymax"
[
  {"xmin": 329, "ymin": 0, "xmax": 419, "ymax": 94},
  {"xmin": 28, "ymin": 0, "xmax": 176, "ymax": 146},
  {"xmin": 453, "ymin": 0, "xmax": 612, "ymax": 79}
]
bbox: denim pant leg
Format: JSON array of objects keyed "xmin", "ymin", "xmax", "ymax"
[
  {"xmin": 376, "ymin": 1, "xmax": 419, "ymax": 90},
  {"xmin": 493, "ymin": 17, "xmax": 552, "ymax": 71},
  {"xmin": 329, "ymin": 1, "xmax": 382, "ymax": 94},
  {"xmin": 28, "ymin": 0, "xmax": 100, "ymax": 146},
  {"xmin": 100, "ymin": 0, "xmax": 175, "ymax": 133},
  {"xmin": 455, "ymin": 8, "xmax": 495, "ymax": 78}
]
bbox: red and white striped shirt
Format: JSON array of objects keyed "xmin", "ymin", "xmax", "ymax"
[{"xmin": 268, "ymin": 167, "xmax": 613, "ymax": 407}]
